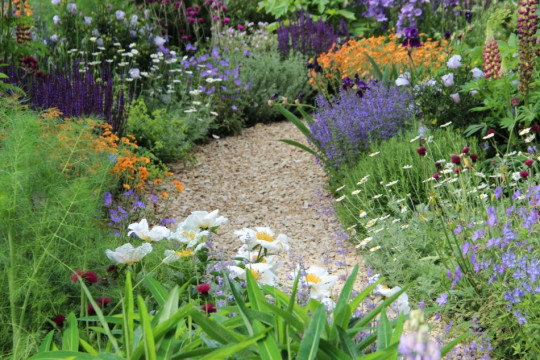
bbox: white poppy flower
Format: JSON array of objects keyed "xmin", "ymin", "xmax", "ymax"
[
  {"xmin": 234, "ymin": 227, "xmax": 291, "ymax": 252},
  {"xmin": 446, "ymin": 55, "xmax": 462, "ymax": 69},
  {"xmin": 127, "ymin": 219, "xmax": 170, "ymax": 242},
  {"xmin": 228, "ymin": 263, "xmax": 281, "ymax": 286},
  {"xmin": 169, "ymin": 223, "xmax": 209, "ymax": 249},
  {"xmin": 106, "ymin": 243, "xmax": 152, "ymax": 265},
  {"xmin": 181, "ymin": 210, "xmax": 228, "ymax": 231},
  {"xmin": 303, "ymin": 266, "xmax": 338, "ymax": 301},
  {"xmin": 154, "ymin": 36, "xmax": 166, "ymax": 47}
]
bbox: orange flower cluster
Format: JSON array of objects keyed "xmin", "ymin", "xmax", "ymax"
[
  {"xmin": 10, "ymin": 0, "xmax": 33, "ymax": 17},
  {"xmin": 311, "ymin": 33, "xmax": 448, "ymax": 89}
]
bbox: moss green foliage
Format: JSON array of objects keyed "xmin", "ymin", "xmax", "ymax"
[
  {"xmin": 127, "ymin": 98, "xmax": 210, "ymax": 164},
  {"xmin": 236, "ymin": 51, "xmax": 316, "ymax": 125},
  {"xmin": 333, "ymin": 126, "xmax": 479, "ymax": 302},
  {"xmin": 0, "ymin": 105, "xmax": 117, "ymax": 359}
]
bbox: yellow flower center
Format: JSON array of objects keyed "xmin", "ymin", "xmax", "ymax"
[
  {"xmin": 182, "ymin": 231, "xmax": 196, "ymax": 240},
  {"xmin": 250, "ymin": 269, "xmax": 261, "ymax": 280},
  {"xmin": 176, "ymin": 249, "xmax": 194, "ymax": 257},
  {"xmin": 256, "ymin": 232, "xmax": 274, "ymax": 242},
  {"xmin": 141, "ymin": 234, "xmax": 150, "ymax": 241},
  {"xmin": 306, "ymin": 273, "xmax": 322, "ymax": 284},
  {"xmin": 125, "ymin": 260, "xmax": 136, "ymax": 266}
]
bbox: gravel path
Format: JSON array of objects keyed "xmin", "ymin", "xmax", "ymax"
[{"xmin": 164, "ymin": 120, "xmax": 365, "ymax": 288}]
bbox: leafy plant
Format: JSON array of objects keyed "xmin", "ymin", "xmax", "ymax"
[{"xmin": 32, "ymin": 265, "xmax": 450, "ymax": 359}]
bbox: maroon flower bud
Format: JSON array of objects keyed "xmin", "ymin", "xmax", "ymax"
[
  {"xmin": 197, "ymin": 283, "xmax": 211, "ymax": 294},
  {"xmin": 531, "ymin": 124, "xmax": 540, "ymax": 132},
  {"xmin": 88, "ymin": 304, "xmax": 99, "ymax": 315},
  {"xmin": 454, "ymin": 167, "xmax": 461, "ymax": 173},
  {"xmin": 433, "ymin": 173, "xmax": 440, "ymax": 180},
  {"xmin": 451, "ymin": 155, "xmax": 461, "ymax": 164},
  {"xmin": 511, "ymin": 97, "xmax": 521, "ymax": 106},
  {"xmin": 52, "ymin": 315, "xmax": 66, "ymax": 328},
  {"xmin": 470, "ymin": 154, "xmax": 478, "ymax": 162},
  {"xmin": 201, "ymin": 302, "xmax": 217, "ymax": 315},
  {"xmin": 487, "ymin": 129, "xmax": 496, "ymax": 135},
  {"xmin": 525, "ymin": 159, "xmax": 534, "ymax": 167},
  {"xmin": 435, "ymin": 162, "xmax": 443, "ymax": 169},
  {"xmin": 98, "ymin": 297, "xmax": 111, "ymax": 307},
  {"xmin": 520, "ymin": 170, "xmax": 530, "ymax": 178},
  {"xmin": 417, "ymin": 146, "xmax": 427, "ymax": 156},
  {"xmin": 461, "ymin": 146, "xmax": 469, "ymax": 154}
]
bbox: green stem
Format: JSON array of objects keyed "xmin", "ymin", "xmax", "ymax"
[{"xmin": 8, "ymin": 227, "xmax": 20, "ymax": 359}]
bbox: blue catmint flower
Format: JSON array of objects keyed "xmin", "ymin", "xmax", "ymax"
[
  {"xmin": 103, "ymin": 192, "xmax": 112, "ymax": 207},
  {"xmin": 436, "ymin": 293, "xmax": 448, "ymax": 306}
]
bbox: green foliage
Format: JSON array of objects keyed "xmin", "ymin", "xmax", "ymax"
[
  {"xmin": 126, "ymin": 98, "xmax": 210, "ymax": 163},
  {"xmin": 236, "ymin": 51, "xmax": 317, "ymax": 125},
  {"xmin": 0, "ymin": 105, "xmax": 117, "ymax": 359},
  {"xmin": 226, "ymin": 0, "xmax": 274, "ymax": 25},
  {"xmin": 30, "ymin": 267, "xmax": 455, "ymax": 359},
  {"xmin": 331, "ymin": 126, "xmax": 479, "ymax": 302}
]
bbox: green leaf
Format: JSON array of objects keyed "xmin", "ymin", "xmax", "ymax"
[
  {"xmin": 198, "ymin": 329, "xmax": 271, "ymax": 360},
  {"xmin": 296, "ymin": 106, "xmax": 315, "ymax": 125},
  {"xmin": 62, "ymin": 313, "xmax": 79, "ymax": 351},
  {"xmin": 190, "ymin": 310, "xmax": 243, "ymax": 344},
  {"xmin": 79, "ymin": 338, "xmax": 98, "ymax": 355},
  {"xmin": 260, "ymin": 302, "xmax": 304, "ymax": 332},
  {"xmin": 278, "ymin": 139, "xmax": 318, "ymax": 156},
  {"xmin": 29, "ymin": 351, "xmax": 96, "ymax": 360},
  {"xmin": 158, "ymin": 285, "xmax": 180, "ymax": 325},
  {"xmin": 145, "ymin": 275, "xmax": 169, "ymax": 307},
  {"xmin": 318, "ymin": 0, "xmax": 329, "ymax": 14},
  {"xmin": 137, "ymin": 296, "xmax": 157, "ymax": 360},
  {"xmin": 318, "ymin": 338, "xmax": 351, "ymax": 360},
  {"xmin": 331, "ymin": 264, "xmax": 359, "ymax": 340},
  {"xmin": 297, "ymin": 303, "xmax": 327, "ymax": 360},
  {"xmin": 334, "ymin": 9, "xmax": 356, "ymax": 20},
  {"xmin": 246, "ymin": 269, "xmax": 266, "ymax": 311},
  {"xmin": 124, "ymin": 271, "xmax": 135, "ymax": 358},
  {"xmin": 441, "ymin": 332, "xmax": 469, "ymax": 356},
  {"xmin": 156, "ymin": 328, "xmax": 177, "ymax": 359},
  {"xmin": 256, "ymin": 322, "xmax": 281, "ymax": 360},
  {"xmin": 337, "ymin": 326, "xmax": 360, "ymax": 358},
  {"xmin": 389, "ymin": 313, "xmax": 405, "ymax": 346},
  {"xmin": 274, "ymin": 103, "xmax": 312, "ymax": 140},
  {"xmin": 226, "ymin": 271, "xmax": 254, "ymax": 336},
  {"xmin": 365, "ymin": 53, "xmax": 384, "ymax": 81},
  {"xmin": 38, "ymin": 330, "xmax": 55, "ymax": 352},
  {"xmin": 376, "ymin": 309, "xmax": 392, "ymax": 351}
]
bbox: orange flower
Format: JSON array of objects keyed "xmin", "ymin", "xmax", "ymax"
[
  {"xmin": 154, "ymin": 178, "xmax": 162, "ymax": 184},
  {"xmin": 173, "ymin": 180, "xmax": 184, "ymax": 191},
  {"xmin": 166, "ymin": 172, "xmax": 174, "ymax": 177},
  {"xmin": 123, "ymin": 184, "xmax": 131, "ymax": 190},
  {"xmin": 161, "ymin": 191, "xmax": 169, "ymax": 198}
]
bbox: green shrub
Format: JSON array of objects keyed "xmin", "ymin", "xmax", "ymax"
[
  {"xmin": 126, "ymin": 98, "xmax": 210, "ymax": 164},
  {"xmin": 236, "ymin": 51, "xmax": 316, "ymax": 125},
  {"xmin": 331, "ymin": 125, "xmax": 479, "ymax": 302},
  {"xmin": 0, "ymin": 106, "xmax": 117, "ymax": 359}
]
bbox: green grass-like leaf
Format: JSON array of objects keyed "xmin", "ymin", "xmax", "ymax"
[{"xmin": 297, "ymin": 303, "xmax": 327, "ymax": 360}]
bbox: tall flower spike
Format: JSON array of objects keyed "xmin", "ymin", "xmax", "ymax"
[
  {"xmin": 517, "ymin": 0, "xmax": 539, "ymax": 98},
  {"xmin": 483, "ymin": 35, "xmax": 502, "ymax": 79}
]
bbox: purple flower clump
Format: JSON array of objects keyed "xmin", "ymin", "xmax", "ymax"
[
  {"xmin": 276, "ymin": 9, "xmax": 350, "ymax": 57},
  {"xmin": 309, "ymin": 82, "xmax": 413, "ymax": 168}
]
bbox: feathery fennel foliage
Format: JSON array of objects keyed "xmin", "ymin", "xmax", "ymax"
[{"xmin": 0, "ymin": 105, "xmax": 116, "ymax": 359}]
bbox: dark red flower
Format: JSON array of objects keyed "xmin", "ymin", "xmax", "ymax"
[
  {"xmin": 461, "ymin": 146, "xmax": 469, "ymax": 154},
  {"xmin": 82, "ymin": 271, "xmax": 99, "ymax": 284},
  {"xmin": 470, "ymin": 154, "xmax": 478, "ymax": 162},
  {"xmin": 435, "ymin": 162, "xmax": 442, "ymax": 169},
  {"xmin": 451, "ymin": 155, "xmax": 461, "ymax": 164},
  {"xmin": 201, "ymin": 302, "xmax": 217, "ymax": 315},
  {"xmin": 520, "ymin": 170, "xmax": 530, "ymax": 178},
  {"xmin": 487, "ymin": 129, "xmax": 496, "ymax": 135},
  {"xmin": 525, "ymin": 159, "xmax": 534, "ymax": 167},
  {"xmin": 52, "ymin": 315, "xmax": 66, "ymax": 328},
  {"xmin": 454, "ymin": 167, "xmax": 461, "ymax": 173},
  {"xmin": 531, "ymin": 124, "xmax": 540, "ymax": 132},
  {"xmin": 98, "ymin": 297, "xmax": 111, "ymax": 307},
  {"xmin": 88, "ymin": 304, "xmax": 99, "ymax": 315},
  {"xmin": 71, "ymin": 270, "xmax": 99, "ymax": 285},
  {"xmin": 237, "ymin": 24, "xmax": 245, "ymax": 31},
  {"xmin": 433, "ymin": 173, "xmax": 440, "ymax": 180},
  {"xmin": 197, "ymin": 283, "xmax": 211, "ymax": 294},
  {"xmin": 417, "ymin": 146, "xmax": 427, "ymax": 156},
  {"xmin": 511, "ymin": 97, "xmax": 520, "ymax": 106}
]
